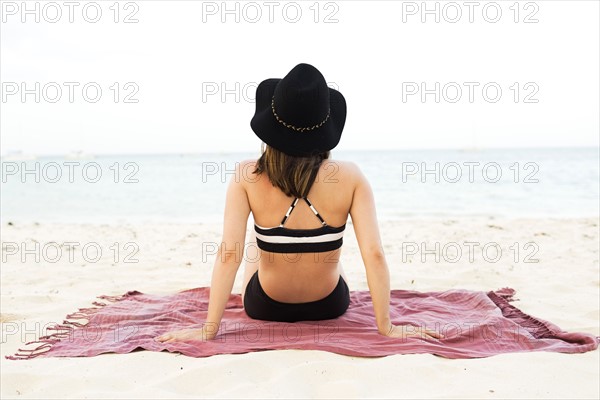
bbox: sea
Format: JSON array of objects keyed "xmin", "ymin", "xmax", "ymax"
[{"xmin": 1, "ymin": 148, "xmax": 598, "ymax": 224}]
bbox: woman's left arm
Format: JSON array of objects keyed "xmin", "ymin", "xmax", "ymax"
[{"xmin": 156, "ymin": 162, "xmax": 250, "ymax": 343}]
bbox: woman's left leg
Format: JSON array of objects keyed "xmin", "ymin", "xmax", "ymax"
[{"xmin": 338, "ymin": 260, "xmax": 349, "ymax": 290}]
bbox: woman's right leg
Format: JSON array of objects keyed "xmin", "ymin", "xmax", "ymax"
[{"xmin": 241, "ymin": 229, "xmax": 260, "ymax": 305}]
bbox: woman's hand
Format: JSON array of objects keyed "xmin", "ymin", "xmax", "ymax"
[
  {"xmin": 155, "ymin": 324, "xmax": 218, "ymax": 343},
  {"xmin": 380, "ymin": 323, "xmax": 444, "ymax": 341}
]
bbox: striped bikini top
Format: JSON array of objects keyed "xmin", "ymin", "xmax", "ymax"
[{"xmin": 254, "ymin": 197, "xmax": 346, "ymax": 253}]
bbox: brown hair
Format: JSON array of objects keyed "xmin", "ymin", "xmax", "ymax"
[{"xmin": 253, "ymin": 144, "xmax": 330, "ymax": 198}]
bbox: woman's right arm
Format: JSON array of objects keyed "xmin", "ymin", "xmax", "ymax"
[{"xmin": 348, "ymin": 162, "xmax": 443, "ymax": 340}]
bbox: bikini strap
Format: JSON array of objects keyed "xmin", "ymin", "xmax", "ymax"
[
  {"xmin": 303, "ymin": 197, "xmax": 327, "ymax": 226},
  {"xmin": 280, "ymin": 198, "xmax": 299, "ymax": 226},
  {"xmin": 280, "ymin": 161, "xmax": 327, "ymax": 227},
  {"xmin": 279, "ymin": 197, "xmax": 328, "ymax": 227}
]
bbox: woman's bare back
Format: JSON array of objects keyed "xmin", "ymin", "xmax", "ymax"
[{"xmin": 243, "ymin": 159, "xmax": 356, "ymax": 303}]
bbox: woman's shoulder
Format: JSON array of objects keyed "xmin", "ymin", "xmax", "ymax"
[
  {"xmin": 321, "ymin": 159, "xmax": 359, "ymax": 171},
  {"xmin": 320, "ymin": 159, "xmax": 363, "ymax": 180},
  {"xmin": 234, "ymin": 159, "xmax": 260, "ymax": 184},
  {"xmin": 238, "ymin": 159, "xmax": 258, "ymax": 171}
]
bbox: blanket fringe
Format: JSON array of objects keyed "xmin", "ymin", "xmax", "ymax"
[
  {"xmin": 5, "ymin": 343, "xmax": 54, "ymax": 360},
  {"xmin": 487, "ymin": 287, "xmax": 557, "ymax": 339},
  {"xmin": 5, "ymin": 290, "xmax": 142, "ymax": 360}
]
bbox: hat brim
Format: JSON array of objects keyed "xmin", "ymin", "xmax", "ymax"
[{"xmin": 250, "ymin": 78, "xmax": 347, "ymax": 157}]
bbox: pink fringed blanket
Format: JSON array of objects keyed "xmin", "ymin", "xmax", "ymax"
[{"xmin": 7, "ymin": 287, "xmax": 599, "ymax": 360}]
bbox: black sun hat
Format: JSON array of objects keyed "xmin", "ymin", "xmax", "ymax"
[{"xmin": 250, "ymin": 63, "xmax": 347, "ymax": 157}]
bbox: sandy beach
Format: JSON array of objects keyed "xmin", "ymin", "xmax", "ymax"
[
  {"xmin": 1, "ymin": 217, "xmax": 598, "ymax": 399},
  {"xmin": 2, "ymin": 0, "xmax": 598, "ymax": 397}
]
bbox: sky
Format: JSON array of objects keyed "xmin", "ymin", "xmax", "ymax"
[{"xmin": 1, "ymin": 0, "xmax": 599, "ymax": 156}]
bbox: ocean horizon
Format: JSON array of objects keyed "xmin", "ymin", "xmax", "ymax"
[{"xmin": 1, "ymin": 147, "xmax": 598, "ymax": 224}]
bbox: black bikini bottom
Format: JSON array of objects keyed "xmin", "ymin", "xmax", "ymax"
[{"xmin": 243, "ymin": 271, "xmax": 350, "ymax": 323}]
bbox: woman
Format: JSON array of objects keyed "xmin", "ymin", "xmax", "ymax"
[{"xmin": 156, "ymin": 63, "xmax": 442, "ymax": 343}]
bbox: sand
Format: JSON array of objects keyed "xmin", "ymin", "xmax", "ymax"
[{"xmin": 1, "ymin": 217, "xmax": 599, "ymax": 399}]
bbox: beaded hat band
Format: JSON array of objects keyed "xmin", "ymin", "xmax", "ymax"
[{"xmin": 271, "ymin": 96, "xmax": 331, "ymax": 133}]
